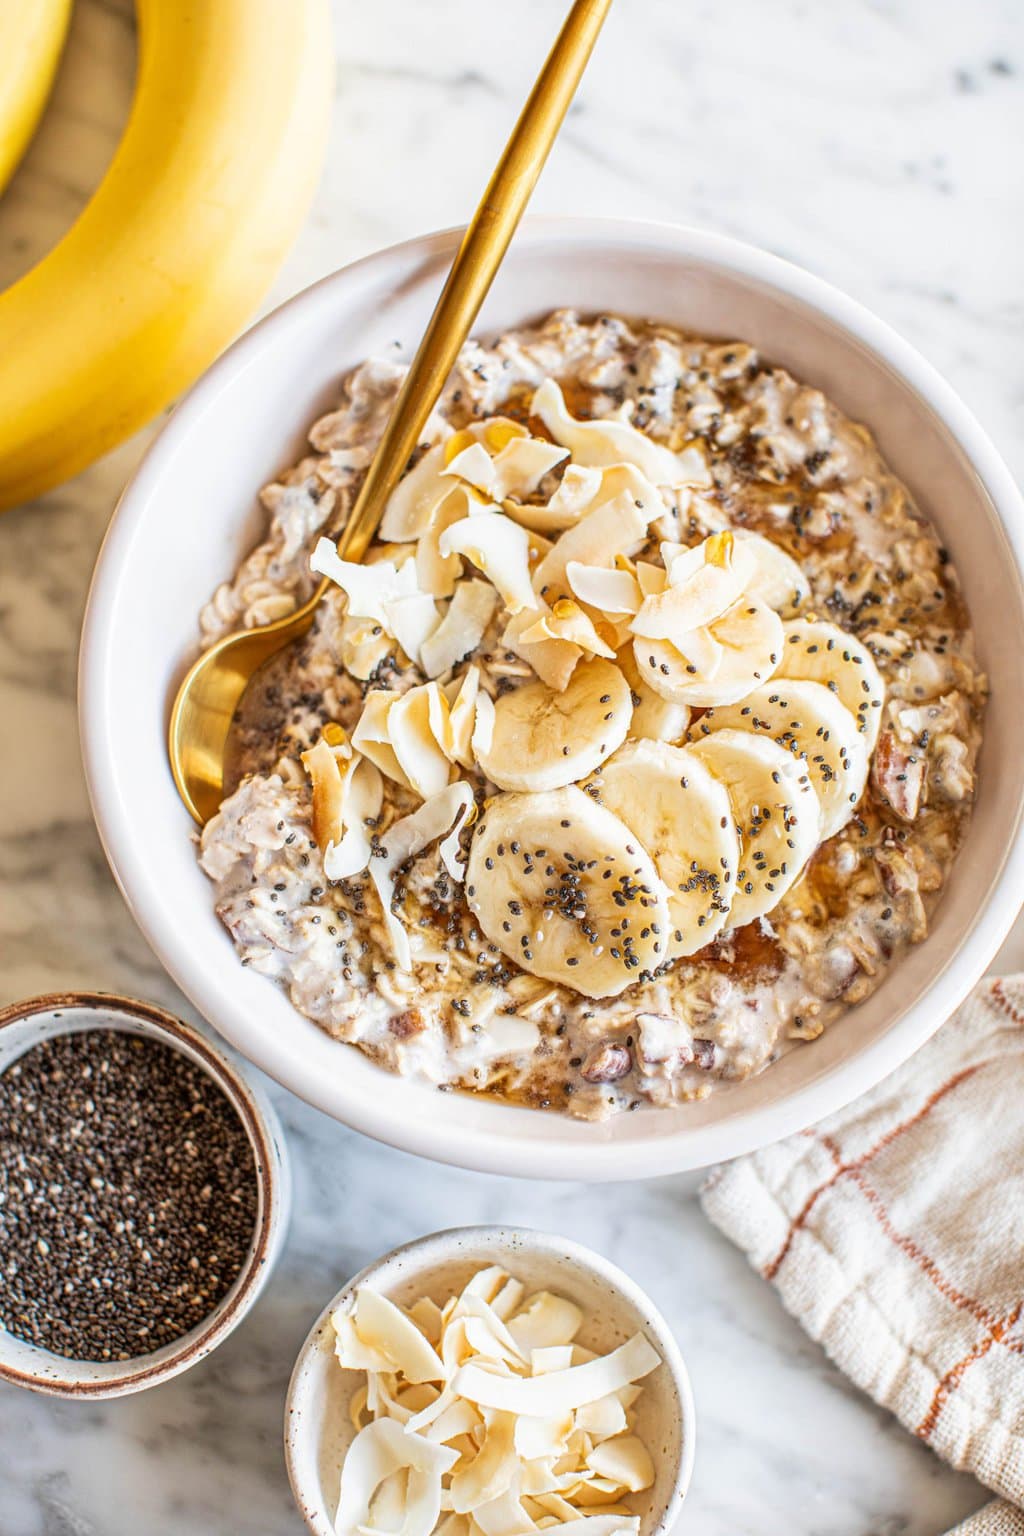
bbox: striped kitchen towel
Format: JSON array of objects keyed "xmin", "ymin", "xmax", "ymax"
[{"xmin": 701, "ymin": 975, "xmax": 1024, "ymax": 1534}]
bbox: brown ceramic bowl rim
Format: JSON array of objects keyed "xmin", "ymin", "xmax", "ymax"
[{"xmin": 0, "ymin": 989, "xmax": 285, "ymax": 1397}]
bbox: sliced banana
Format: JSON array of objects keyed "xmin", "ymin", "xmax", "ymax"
[
  {"xmin": 688, "ymin": 729, "xmax": 821, "ymax": 928},
  {"xmin": 733, "ymin": 530, "xmax": 810, "ymax": 616},
  {"xmin": 476, "ymin": 658, "xmax": 632, "ymax": 793},
  {"xmin": 776, "ymin": 618, "xmax": 886, "ymax": 749},
  {"xmin": 632, "ymin": 596, "xmax": 783, "ymax": 708},
  {"xmin": 616, "ymin": 647, "xmax": 689, "ymax": 743},
  {"xmin": 465, "ymin": 786, "xmax": 672, "ymax": 997},
  {"xmin": 692, "ymin": 678, "xmax": 868, "ymax": 839},
  {"xmin": 594, "ymin": 741, "xmax": 738, "ymax": 956}
]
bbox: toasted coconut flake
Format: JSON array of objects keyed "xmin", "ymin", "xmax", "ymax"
[
  {"xmin": 334, "ymin": 1417, "xmax": 457, "ymax": 1536},
  {"xmin": 371, "ymin": 782, "xmax": 476, "ymax": 966},
  {"xmin": 506, "ymin": 1293, "xmax": 582, "ymax": 1352},
  {"xmin": 532, "ymin": 494, "xmax": 651, "ymax": 604},
  {"xmin": 520, "ymin": 600, "xmax": 617, "ymax": 659},
  {"xmin": 445, "ymin": 431, "xmax": 570, "ymax": 503},
  {"xmin": 501, "ymin": 608, "xmax": 582, "ymax": 692},
  {"xmin": 301, "ymin": 736, "xmax": 350, "ymax": 849},
  {"xmin": 381, "ymin": 443, "xmax": 452, "ymax": 541},
  {"xmin": 424, "ymin": 1398, "xmax": 481, "ymax": 1446},
  {"xmin": 531, "ymin": 1345, "xmax": 575, "ymax": 1376},
  {"xmin": 473, "ymin": 1487, "xmax": 539, "ymax": 1536},
  {"xmin": 635, "ymin": 562, "xmax": 667, "ymax": 598},
  {"xmin": 417, "ymin": 490, "xmax": 468, "ymax": 598},
  {"xmin": 324, "ymin": 757, "xmax": 384, "ymax": 881},
  {"xmin": 471, "ymin": 691, "xmax": 496, "ymax": 759},
  {"xmin": 302, "ymin": 736, "xmax": 384, "ymax": 881},
  {"xmin": 508, "ymin": 463, "xmax": 604, "ymax": 535},
  {"xmin": 574, "ymin": 1395, "xmax": 628, "ymax": 1443},
  {"xmin": 421, "ymin": 580, "xmax": 500, "ymax": 679},
  {"xmin": 312, "ymin": 537, "xmax": 418, "ymax": 623},
  {"xmin": 346, "ymin": 1287, "xmax": 446, "ymax": 1383},
  {"xmin": 493, "ymin": 437, "xmax": 570, "ymax": 498},
  {"xmin": 449, "ymin": 1410, "xmax": 518, "ymax": 1514},
  {"xmin": 532, "ymin": 377, "xmax": 710, "ymax": 488},
  {"xmin": 491, "ymin": 1278, "xmax": 525, "ymax": 1320},
  {"xmin": 442, "ymin": 440, "xmax": 496, "ymax": 490},
  {"xmin": 449, "ymin": 666, "xmax": 483, "ymax": 770},
  {"xmin": 439, "ymin": 790, "xmax": 475, "ymax": 881},
  {"xmin": 585, "ymin": 1437, "xmax": 654, "ymax": 1493},
  {"xmin": 440, "ymin": 510, "xmax": 536, "ymax": 614},
  {"xmin": 387, "ymin": 684, "xmax": 454, "ymax": 800},
  {"xmin": 566, "ymin": 562, "xmax": 641, "ymax": 616},
  {"xmin": 632, "ymin": 531, "xmax": 749, "ymax": 640},
  {"xmin": 591, "ymin": 462, "xmax": 667, "ymax": 518},
  {"xmin": 453, "ymin": 1331, "xmax": 660, "ymax": 1417},
  {"xmin": 352, "ymin": 691, "xmax": 413, "ymax": 791},
  {"xmin": 515, "ymin": 1411, "xmax": 576, "ymax": 1463},
  {"xmin": 336, "ymin": 614, "xmax": 396, "ymax": 680},
  {"xmin": 460, "ymin": 1294, "xmax": 529, "ymax": 1366},
  {"xmin": 427, "ymin": 680, "xmax": 455, "ymax": 758},
  {"xmin": 409, "ymin": 1297, "xmax": 445, "ymax": 1346},
  {"xmin": 384, "ymin": 592, "xmax": 441, "ymax": 667}
]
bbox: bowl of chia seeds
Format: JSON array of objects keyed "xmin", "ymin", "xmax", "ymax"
[{"xmin": 0, "ymin": 991, "xmax": 290, "ymax": 1397}]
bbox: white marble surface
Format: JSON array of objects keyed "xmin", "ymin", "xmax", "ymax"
[{"xmin": 0, "ymin": 1, "xmax": 1022, "ymax": 1530}]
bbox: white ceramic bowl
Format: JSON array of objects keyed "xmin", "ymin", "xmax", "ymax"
[
  {"xmin": 284, "ymin": 1225, "xmax": 694, "ymax": 1536},
  {"xmin": 80, "ymin": 217, "xmax": 1024, "ymax": 1180},
  {"xmin": 0, "ymin": 992, "xmax": 291, "ymax": 1397}
]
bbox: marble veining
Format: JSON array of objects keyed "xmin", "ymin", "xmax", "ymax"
[{"xmin": 0, "ymin": 0, "xmax": 1021, "ymax": 1530}]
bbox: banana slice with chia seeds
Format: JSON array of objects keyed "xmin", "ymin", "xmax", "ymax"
[
  {"xmin": 465, "ymin": 786, "xmax": 672, "ymax": 997},
  {"xmin": 593, "ymin": 741, "xmax": 738, "ymax": 956},
  {"xmin": 692, "ymin": 677, "xmax": 868, "ymax": 839},
  {"xmin": 633, "ymin": 596, "xmax": 783, "ymax": 708},
  {"xmin": 775, "ymin": 618, "xmax": 886, "ymax": 749},
  {"xmin": 733, "ymin": 530, "xmax": 810, "ymax": 616},
  {"xmin": 616, "ymin": 647, "xmax": 690, "ymax": 743},
  {"xmin": 476, "ymin": 657, "xmax": 632, "ymax": 793},
  {"xmin": 688, "ymin": 729, "xmax": 822, "ymax": 927}
]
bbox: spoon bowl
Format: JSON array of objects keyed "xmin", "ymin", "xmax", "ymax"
[{"xmin": 169, "ymin": 579, "xmax": 325, "ymax": 823}]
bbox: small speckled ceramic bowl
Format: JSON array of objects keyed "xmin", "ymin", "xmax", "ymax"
[
  {"xmin": 285, "ymin": 1225, "xmax": 694, "ymax": 1536},
  {"xmin": 0, "ymin": 991, "xmax": 291, "ymax": 1398}
]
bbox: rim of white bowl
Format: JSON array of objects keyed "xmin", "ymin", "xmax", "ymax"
[
  {"xmin": 283, "ymin": 1224, "xmax": 696, "ymax": 1536},
  {"xmin": 79, "ymin": 216, "xmax": 1024, "ymax": 1180},
  {"xmin": 0, "ymin": 991, "xmax": 290, "ymax": 1397}
]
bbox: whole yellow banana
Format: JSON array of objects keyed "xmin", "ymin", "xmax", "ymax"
[
  {"xmin": 0, "ymin": 0, "xmax": 334, "ymax": 511},
  {"xmin": 0, "ymin": 0, "xmax": 73, "ymax": 197}
]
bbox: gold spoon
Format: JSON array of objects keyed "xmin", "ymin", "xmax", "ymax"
[{"xmin": 169, "ymin": 0, "xmax": 613, "ymax": 824}]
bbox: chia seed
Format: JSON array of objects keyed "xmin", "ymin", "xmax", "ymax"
[{"xmin": 0, "ymin": 1029, "xmax": 258, "ymax": 1362}]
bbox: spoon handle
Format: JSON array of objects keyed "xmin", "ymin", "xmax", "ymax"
[{"xmin": 337, "ymin": 0, "xmax": 613, "ymax": 563}]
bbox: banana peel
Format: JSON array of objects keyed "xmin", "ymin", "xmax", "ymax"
[
  {"xmin": 0, "ymin": 0, "xmax": 335, "ymax": 511},
  {"xmin": 0, "ymin": 0, "xmax": 73, "ymax": 197}
]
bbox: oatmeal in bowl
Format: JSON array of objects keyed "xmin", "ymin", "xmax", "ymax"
[{"xmin": 196, "ymin": 308, "xmax": 986, "ymax": 1121}]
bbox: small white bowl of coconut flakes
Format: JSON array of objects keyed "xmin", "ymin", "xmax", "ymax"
[{"xmin": 284, "ymin": 1226, "xmax": 694, "ymax": 1536}]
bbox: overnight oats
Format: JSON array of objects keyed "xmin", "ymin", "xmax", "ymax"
[{"xmin": 196, "ymin": 309, "xmax": 986, "ymax": 1120}]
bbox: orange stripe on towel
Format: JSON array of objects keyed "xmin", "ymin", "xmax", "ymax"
[
  {"xmin": 763, "ymin": 1065, "xmax": 983, "ymax": 1281},
  {"xmin": 917, "ymin": 1302, "xmax": 1023, "ymax": 1441},
  {"xmin": 987, "ymin": 977, "xmax": 1024, "ymax": 1028}
]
